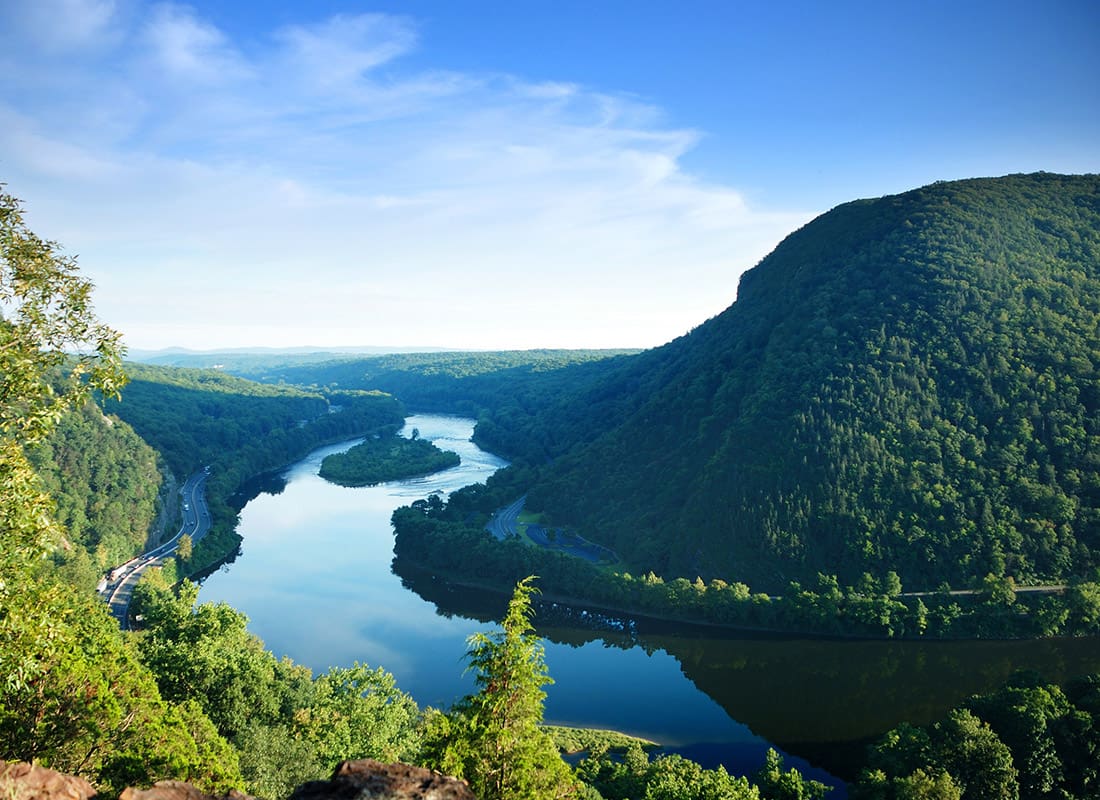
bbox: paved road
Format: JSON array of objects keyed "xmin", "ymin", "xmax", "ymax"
[
  {"xmin": 98, "ymin": 470, "xmax": 212, "ymax": 629},
  {"xmin": 486, "ymin": 495, "xmax": 526, "ymax": 541},
  {"xmin": 487, "ymin": 495, "xmax": 617, "ymax": 563},
  {"xmin": 898, "ymin": 584, "xmax": 1067, "ymax": 598}
]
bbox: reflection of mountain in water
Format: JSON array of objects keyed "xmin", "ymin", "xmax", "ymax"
[
  {"xmin": 659, "ymin": 632, "xmax": 1100, "ymax": 778},
  {"xmin": 395, "ymin": 562, "xmax": 1100, "ymax": 779},
  {"xmin": 229, "ymin": 469, "xmax": 288, "ymax": 510}
]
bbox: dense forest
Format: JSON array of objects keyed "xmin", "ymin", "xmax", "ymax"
[
  {"xmin": 319, "ymin": 432, "xmax": 460, "ymax": 487},
  {"xmin": 27, "ymin": 402, "xmax": 162, "ymax": 590},
  {"xmin": 517, "ymin": 174, "xmax": 1100, "ymax": 592}
]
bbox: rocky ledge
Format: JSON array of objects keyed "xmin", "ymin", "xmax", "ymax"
[{"xmin": 0, "ymin": 759, "xmax": 475, "ymax": 800}]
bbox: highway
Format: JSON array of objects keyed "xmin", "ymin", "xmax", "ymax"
[
  {"xmin": 486, "ymin": 495, "xmax": 526, "ymax": 541},
  {"xmin": 486, "ymin": 495, "xmax": 617, "ymax": 563},
  {"xmin": 97, "ymin": 469, "xmax": 212, "ymax": 629}
]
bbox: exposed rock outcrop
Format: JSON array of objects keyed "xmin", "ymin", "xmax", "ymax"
[
  {"xmin": 0, "ymin": 760, "xmax": 474, "ymax": 800},
  {"xmin": 120, "ymin": 781, "xmax": 254, "ymax": 800},
  {"xmin": 289, "ymin": 760, "xmax": 475, "ymax": 800},
  {"xmin": 0, "ymin": 761, "xmax": 96, "ymax": 800}
]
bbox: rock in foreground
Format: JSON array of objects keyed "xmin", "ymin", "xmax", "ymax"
[
  {"xmin": 290, "ymin": 760, "xmax": 474, "ymax": 800},
  {"xmin": 0, "ymin": 760, "xmax": 473, "ymax": 800},
  {"xmin": 0, "ymin": 761, "xmax": 96, "ymax": 800}
]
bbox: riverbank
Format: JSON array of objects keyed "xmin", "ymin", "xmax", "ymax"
[
  {"xmin": 391, "ymin": 501, "xmax": 1100, "ymax": 641},
  {"xmin": 395, "ymin": 560, "xmax": 981, "ymax": 642}
]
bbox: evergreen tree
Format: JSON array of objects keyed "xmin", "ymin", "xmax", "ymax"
[{"xmin": 424, "ymin": 577, "xmax": 578, "ymax": 800}]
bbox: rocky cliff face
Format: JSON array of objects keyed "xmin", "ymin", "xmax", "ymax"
[{"xmin": 0, "ymin": 760, "xmax": 475, "ymax": 800}]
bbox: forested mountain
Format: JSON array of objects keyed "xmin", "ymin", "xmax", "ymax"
[
  {"xmin": 518, "ymin": 173, "xmax": 1100, "ymax": 591},
  {"xmin": 27, "ymin": 403, "xmax": 162, "ymax": 590}
]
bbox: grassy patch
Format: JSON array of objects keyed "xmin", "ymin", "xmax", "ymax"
[{"xmin": 542, "ymin": 725, "xmax": 659, "ymax": 755}]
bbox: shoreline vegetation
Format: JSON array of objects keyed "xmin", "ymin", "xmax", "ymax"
[
  {"xmin": 176, "ymin": 428, "xmax": 1100, "ymax": 643},
  {"xmin": 318, "ymin": 433, "xmax": 461, "ymax": 487},
  {"xmin": 390, "ymin": 472, "xmax": 1100, "ymax": 641},
  {"xmin": 393, "ymin": 558, "xmax": 1087, "ymax": 643}
]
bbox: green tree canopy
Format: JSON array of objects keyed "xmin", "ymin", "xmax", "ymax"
[
  {"xmin": 423, "ymin": 576, "xmax": 578, "ymax": 800},
  {"xmin": 0, "ymin": 186, "xmax": 241, "ymax": 795}
]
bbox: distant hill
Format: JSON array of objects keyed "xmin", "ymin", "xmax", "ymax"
[
  {"xmin": 521, "ymin": 173, "xmax": 1100, "ymax": 591},
  {"xmin": 127, "ymin": 345, "xmax": 451, "ymax": 371},
  {"xmin": 214, "ymin": 349, "xmax": 642, "ymax": 433}
]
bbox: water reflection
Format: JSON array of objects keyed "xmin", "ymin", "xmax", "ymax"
[
  {"xmin": 198, "ymin": 414, "xmax": 1100, "ymax": 788},
  {"xmin": 398, "ymin": 566, "xmax": 1100, "ymax": 778}
]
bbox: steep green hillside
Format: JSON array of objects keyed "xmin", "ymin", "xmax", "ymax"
[
  {"xmin": 527, "ymin": 173, "xmax": 1100, "ymax": 590},
  {"xmin": 104, "ymin": 364, "xmax": 404, "ymax": 485},
  {"xmin": 100, "ymin": 364, "xmax": 406, "ymax": 573},
  {"xmin": 28, "ymin": 403, "xmax": 162, "ymax": 588}
]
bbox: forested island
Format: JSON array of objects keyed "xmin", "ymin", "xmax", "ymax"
[
  {"xmin": 5, "ymin": 175, "xmax": 1100, "ymax": 799},
  {"xmin": 318, "ymin": 432, "xmax": 460, "ymax": 487}
]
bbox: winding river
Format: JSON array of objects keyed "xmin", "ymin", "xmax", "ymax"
[{"xmin": 198, "ymin": 414, "xmax": 1100, "ymax": 793}]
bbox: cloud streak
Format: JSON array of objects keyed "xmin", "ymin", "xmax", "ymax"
[{"xmin": 0, "ymin": 1, "xmax": 813, "ymax": 351}]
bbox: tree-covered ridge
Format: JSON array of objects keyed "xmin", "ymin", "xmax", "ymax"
[
  {"xmin": 231, "ymin": 348, "xmax": 641, "ymax": 385},
  {"xmin": 103, "ymin": 363, "xmax": 337, "ymax": 478},
  {"xmin": 319, "ymin": 433, "xmax": 460, "ymax": 487},
  {"xmin": 28, "ymin": 402, "xmax": 162, "ymax": 590},
  {"xmin": 101, "ymin": 363, "xmax": 407, "ymax": 573},
  {"xmin": 522, "ymin": 173, "xmax": 1100, "ymax": 591},
  {"xmin": 219, "ymin": 348, "xmax": 640, "ymax": 443},
  {"xmin": 103, "ymin": 364, "xmax": 406, "ymax": 479}
]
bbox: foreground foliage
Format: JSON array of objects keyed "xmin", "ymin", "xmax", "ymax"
[
  {"xmin": 0, "ymin": 186, "xmax": 239, "ymax": 795},
  {"xmin": 131, "ymin": 578, "xmax": 423, "ymax": 799},
  {"xmin": 576, "ymin": 742, "xmax": 828, "ymax": 800},
  {"xmin": 853, "ymin": 672, "xmax": 1100, "ymax": 800},
  {"xmin": 422, "ymin": 577, "xmax": 579, "ymax": 800}
]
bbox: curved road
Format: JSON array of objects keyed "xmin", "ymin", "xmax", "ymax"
[
  {"xmin": 486, "ymin": 495, "xmax": 526, "ymax": 541},
  {"xmin": 97, "ymin": 469, "xmax": 212, "ymax": 629}
]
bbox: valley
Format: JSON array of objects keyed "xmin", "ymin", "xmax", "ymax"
[{"xmin": 6, "ymin": 173, "xmax": 1100, "ymax": 799}]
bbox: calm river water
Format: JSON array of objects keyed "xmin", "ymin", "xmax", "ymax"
[{"xmin": 199, "ymin": 414, "xmax": 1100, "ymax": 792}]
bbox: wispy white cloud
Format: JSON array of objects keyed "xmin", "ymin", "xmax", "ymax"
[
  {"xmin": 273, "ymin": 13, "xmax": 418, "ymax": 91},
  {"xmin": 141, "ymin": 2, "xmax": 252, "ymax": 84},
  {"xmin": 0, "ymin": 2, "xmax": 814, "ymax": 351}
]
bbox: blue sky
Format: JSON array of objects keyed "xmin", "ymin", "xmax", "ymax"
[{"xmin": 2, "ymin": 1, "xmax": 1097, "ymax": 352}]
